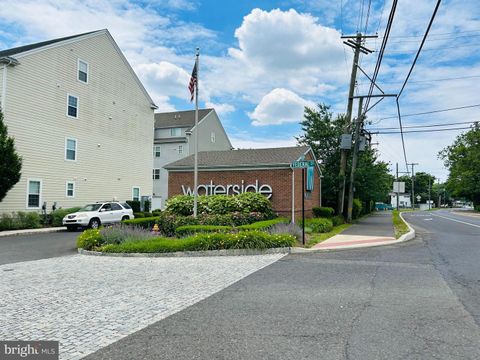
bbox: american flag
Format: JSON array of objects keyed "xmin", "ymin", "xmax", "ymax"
[{"xmin": 188, "ymin": 62, "xmax": 197, "ymax": 102}]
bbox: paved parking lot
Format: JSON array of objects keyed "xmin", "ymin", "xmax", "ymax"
[{"xmin": 0, "ymin": 253, "xmax": 285, "ymax": 359}]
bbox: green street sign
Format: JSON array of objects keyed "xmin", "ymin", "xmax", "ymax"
[{"xmin": 291, "ymin": 160, "xmax": 315, "ymax": 168}]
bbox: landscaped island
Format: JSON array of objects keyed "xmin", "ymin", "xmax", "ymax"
[{"xmin": 77, "ymin": 193, "xmax": 346, "ymax": 253}]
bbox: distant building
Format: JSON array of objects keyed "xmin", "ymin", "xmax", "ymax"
[
  {"xmin": 0, "ymin": 29, "xmax": 156, "ymax": 212},
  {"xmin": 152, "ymin": 109, "xmax": 232, "ymax": 210},
  {"xmin": 165, "ymin": 146, "xmax": 321, "ymax": 218},
  {"xmin": 390, "ymin": 193, "xmax": 411, "ymax": 208}
]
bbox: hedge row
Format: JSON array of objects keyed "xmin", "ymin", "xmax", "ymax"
[
  {"xmin": 165, "ymin": 193, "xmax": 274, "ymax": 217},
  {"xmin": 78, "ymin": 228, "xmax": 295, "ymax": 252},
  {"xmin": 0, "ymin": 212, "xmax": 41, "ymax": 231},
  {"xmin": 300, "ymin": 218, "xmax": 333, "ymax": 233},
  {"xmin": 236, "ymin": 218, "xmax": 289, "ymax": 231},
  {"xmin": 312, "ymin": 207, "xmax": 334, "ymax": 218},
  {"xmin": 175, "ymin": 225, "xmax": 232, "ymax": 237}
]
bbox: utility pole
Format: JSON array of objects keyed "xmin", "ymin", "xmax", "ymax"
[
  {"xmin": 408, "ymin": 163, "xmax": 419, "ymax": 210},
  {"xmin": 428, "ymin": 177, "xmax": 431, "ymax": 210},
  {"xmin": 337, "ymin": 33, "xmax": 376, "ymax": 216},
  {"xmin": 396, "ymin": 163, "xmax": 400, "ymax": 211},
  {"xmin": 347, "ymin": 97, "xmax": 364, "ymax": 223}
]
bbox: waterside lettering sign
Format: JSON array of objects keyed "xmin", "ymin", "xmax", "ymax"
[{"xmin": 181, "ymin": 180, "xmax": 273, "ymax": 199}]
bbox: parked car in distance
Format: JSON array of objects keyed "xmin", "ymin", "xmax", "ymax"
[
  {"xmin": 62, "ymin": 202, "xmax": 134, "ymax": 231},
  {"xmin": 375, "ymin": 202, "xmax": 394, "ymax": 211}
]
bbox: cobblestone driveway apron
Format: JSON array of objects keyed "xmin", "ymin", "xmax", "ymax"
[{"xmin": 0, "ymin": 254, "xmax": 285, "ymax": 359}]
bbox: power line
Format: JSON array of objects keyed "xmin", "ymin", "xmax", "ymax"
[
  {"xmin": 368, "ymin": 32, "xmax": 480, "ymax": 44},
  {"xmin": 368, "ymin": 120, "xmax": 478, "ymax": 131},
  {"xmin": 398, "ymin": 0, "xmax": 442, "ymax": 98},
  {"xmin": 396, "ymin": 98, "xmax": 409, "ymax": 173},
  {"xmin": 374, "ymin": 126, "xmax": 472, "ymax": 134},
  {"xmin": 364, "ymin": 0, "xmax": 372, "ymax": 34},
  {"xmin": 364, "ymin": 0, "xmax": 398, "ymax": 112},
  {"xmin": 375, "ymin": 103, "xmax": 480, "ymax": 121},
  {"xmin": 385, "ymin": 42, "xmax": 476, "ymax": 54},
  {"xmin": 380, "ymin": 28, "xmax": 480, "ymax": 39},
  {"xmin": 359, "ymin": 74, "xmax": 480, "ymax": 86}
]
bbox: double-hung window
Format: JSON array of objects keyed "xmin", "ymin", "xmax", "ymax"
[
  {"xmin": 170, "ymin": 128, "xmax": 181, "ymax": 137},
  {"xmin": 78, "ymin": 59, "xmax": 89, "ymax": 83},
  {"xmin": 67, "ymin": 95, "xmax": 78, "ymax": 118},
  {"xmin": 65, "ymin": 138, "xmax": 77, "ymax": 161},
  {"xmin": 66, "ymin": 181, "xmax": 75, "ymax": 197},
  {"xmin": 132, "ymin": 187, "xmax": 140, "ymax": 201},
  {"xmin": 178, "ymin": 145, "xmax": 183, "ymax": 155},
  {"xmin": 152, "ymin": 169, "xmax": 160, "ymax": 180},
  {"xmin": 153, "ymin": 146, "xmax": 161, "ymax": 158},
  {"xmin": 27, "ymin": 179, "xmax": 41, "ymax": 208}
]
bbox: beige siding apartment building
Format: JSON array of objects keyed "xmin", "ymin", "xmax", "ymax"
[
  {"xmin": 152, "ymin": 109, "xmax": 232, "ymax": 209},
  {"xmin": 0, "ymin": 29, "xmax": 156, "ymax": 212}
]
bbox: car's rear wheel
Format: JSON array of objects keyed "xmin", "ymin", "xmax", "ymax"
[
  {"xmin": 122, "ymin": 215, "xmax": 130, "ymax": 221},
  {"xmin": 89, "ymin": 218, "xmax": 101, "ymax": 229}
]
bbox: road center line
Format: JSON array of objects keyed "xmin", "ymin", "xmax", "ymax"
[{"xmin": 431, "ymin": 213, "xmax": 480, "ymax": 229}]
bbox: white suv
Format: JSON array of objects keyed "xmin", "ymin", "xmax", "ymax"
[{"xmin": 62, "ymin": 202, "xmax": 134, "ymax": 231}]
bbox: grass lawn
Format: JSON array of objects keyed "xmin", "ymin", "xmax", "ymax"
[
  {"xmin": 305, "ymin": 223, "xmax": 352, "ymax": 248},
  {"xmin": 392, "ymin": 210, "xmax": 410, "ymax": 239}
]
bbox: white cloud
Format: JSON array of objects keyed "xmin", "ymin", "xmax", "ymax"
[
  {"xmin": 248, "ymin": 88, "xmax": 315, "ymax": 126},
  {"xmin": 230, "ymin": 135, "xmax": 298, "ymax": 150},
  {"xmin": 205, "ymin": 102, "xmax": 235, "ymax": 115}
]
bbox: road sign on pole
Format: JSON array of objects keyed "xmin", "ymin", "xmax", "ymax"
[{"xmin": 291, "ymin": 160, "xmax": 315, "ymax": 169}]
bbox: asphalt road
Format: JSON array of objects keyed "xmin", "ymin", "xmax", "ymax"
[
  {"xmin": 85, "ymin": 210, "xmax": 480, "ymax": 360},
  {"xmin": 0, "ymin": 231, "xmax": 79, "ymax": 265}
]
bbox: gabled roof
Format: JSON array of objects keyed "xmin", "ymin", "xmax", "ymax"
[
  {"xmin": 165, "ymin": 146, "xmax": 318, "ymax": 171},
  {"xmin": 0, "ymin": 29, "xmax": 157, "ymax": 109},
  {"xmin": 154, "ymin": 109, "xmax": 212, "ymax": 129},
  {"xmin": 0, "ymin": 30, "xmax": 98, "ymax": 58}
]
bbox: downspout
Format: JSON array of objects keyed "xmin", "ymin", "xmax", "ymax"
[
  {"xmin": 1, "ymin": 65, "xmax": 7, "ymax": 111},
  {"xmin": 291, "ymin": 168, "xmax": 295, "ymax": 222}
]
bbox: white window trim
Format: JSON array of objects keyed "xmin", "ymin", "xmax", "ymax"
[
  {"xmin": 178, "ymin": 145, "xmax": 183, "ymax": 154},
  {"xmin": 66, "ymin": 93, "xmax": 79, "ymax": 119},
  {"xmin": 153, "ymin": 145, "xmax": 161, "ymax": 157},
  {"xmin": 153, "ymin": 168, "xmax": 160, "ymax": 180},
  {"xmin": 171, "ymin": 128, "xmax": 181, "ymax": 137},
  {"xmin": 132, "ymin": 186, "xmax": 140, "ymax": 201},
  {"xmin": 77, "ymin": 59, "xmax": 89, "ymax": 84},
  {"xmin": 65, "ymin": 137, "xmax": 78, "ymax": 162},
  {"xmin": 26, "ymin": 178, "xmax": 42, "ymax": 209},
  {"xmin": 211, "ymin": 131, "xmax": 216, "ymax": 143},
  {"xmin": 66, "ymin": 181, "xmax": 76, "ymax": 198}
]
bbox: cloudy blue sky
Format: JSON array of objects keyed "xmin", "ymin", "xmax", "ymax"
[{"xmin": 0, "ymin": 0, "xmax": 479, "ymax": 181}]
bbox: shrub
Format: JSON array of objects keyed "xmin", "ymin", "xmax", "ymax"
[
  {"xmin": 100, "ymin": 224, "xmax": 154, "ymax": 245},
  {"xmin": 475, "ymin": 205, "xmax": 480, "ymax": 212},
  {"xmin": 143, "ymin": 200, "xmax": 151, "ymax": 212},
  {"xmin": 152, "ymin": 209, "xmax": 162, "ymax": 215},
  {"xmin": 122, "ymin": 216, "xmax": 159, "ymax": 229},
  {"xmin": 353, "ymin": 199, "xmax": 363, "ymax": 219},
  {"xmin": 51, "ymin": 207, "xmax": 82, "ymax": 227},
  {"xmin": 197, "ymin": 213, "xmax": 234, "ymax": 226},
  {"xmin": 126, "ymin": 200, "xmax": 141, "ymax": 213},
  {"xmin": 235, "ymin": 192, "xmax": 273, "ymax": 216},
  {"xmin": 133, "ymin": 212, "xmax": 145, "ymax": 218},
  {"xmin": 99, "ymin": 231, "xmax": 296, "ymax": 253},
  {"xmin": 0, "ymin": 213, "xmax": 15, "ymax": 231},
  {"xmin": 332, "ymin": 215, "xmax": 345, "ymax": 227},
  {"xmin": 237, "ymin": 218, "xmax": 289, "ymax": 231},
  {"xmin": 312, "ymin": 207, "xmax": 334, "ymax": 218},
  {"xmin": 143, "ymin": 212, "xmax": 153, "ymax": 218},
  {"xmin": 231, "ymin": 211, "xmax": 268, "ymax": 226},
  {"xmin": 299, "ymin": 218, "xmax": 333, "ymax": 233},
  {"xmin": 268, "ymin": 222, "xmax": 302, "ymax": 242},
  {"xmin": 16, "ymin": 212, "xmax": 41, "ymax": 229},
  {"xmin": 77, "ymin": 228, "xmax": 102, "ymax": 250},
  {"xmin": 165, "ymin": 195, "xmax": 194, "ymax": 216},
  {"xmin": 165, "ymin": 193, "xmax": 274, "ymax": 217},
  {"xmin": 175, "ymin": 225, "xmax": 232, "ymax": 237}
]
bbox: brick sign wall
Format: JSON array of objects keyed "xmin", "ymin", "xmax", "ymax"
[{"xmin": 168, "ymin": 167, "xmax": 321, "ymax": 218}]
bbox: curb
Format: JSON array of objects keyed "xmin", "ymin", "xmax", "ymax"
[
  {"xmin": 290, "ymin": 212, "xmax": 416, "ymax": 253},
  {"xmin": 78, "ymin": 247, "xmax": 291, "ymax": 258},
  {"xmin": 0, "ymin": 227, "xmax": 67, "ymax": 237}
]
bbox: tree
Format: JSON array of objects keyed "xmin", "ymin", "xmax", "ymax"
[
  {"xmin": 439, "ymin": 123, "xmax": 480, "ymax": 205},
  {"xmin": 297, "ymin": 103, "xmax": 392, "ymax": 213},
  {"xmin": 397, "ymin": 172, "xmax": 436, "ymax": 203},
  {"xmin": 0, "ymin": 108, "xmax": 22, "ymax": 202}
]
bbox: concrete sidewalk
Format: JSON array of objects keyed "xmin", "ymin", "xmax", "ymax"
[{"xmin": 312, "ymin": 211, "xmax": 396, "ymax": 250}]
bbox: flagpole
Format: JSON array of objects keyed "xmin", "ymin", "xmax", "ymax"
[{"xmin": 193, "ymin": 47, "xmax": 199, "ymax": 218}]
